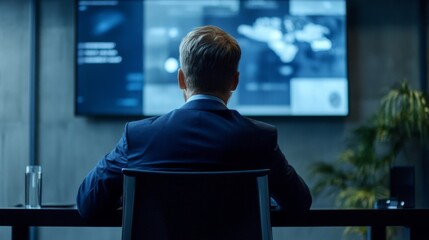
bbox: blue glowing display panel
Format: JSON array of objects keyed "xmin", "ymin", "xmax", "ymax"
[{"xmin": 76, "ymin": 0, "xmax": 348, "ymax": 117}]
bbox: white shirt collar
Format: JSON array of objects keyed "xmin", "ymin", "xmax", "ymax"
[{"xmin": 186, "ymin": 94, "xmax": 225, "ymax": 105}]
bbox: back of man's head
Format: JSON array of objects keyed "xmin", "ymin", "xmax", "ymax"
[{"xmin": 179, "ymin": 25, "xmax": 241, "ymax": 95}]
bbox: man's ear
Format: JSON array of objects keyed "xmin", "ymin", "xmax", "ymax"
[
  {"xmin": 231, "ymin": 72, "xmax": 239, "ymax": 91},
  {"xmin": 178, "ymin": 69, "xmax": 186, "ymax": 90}
]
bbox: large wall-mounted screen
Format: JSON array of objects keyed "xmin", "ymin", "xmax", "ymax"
[{"xmin": 76, "ymin": 0, "xmax": 348, "ymax": 117}]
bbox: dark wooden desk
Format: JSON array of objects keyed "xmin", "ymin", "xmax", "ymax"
[{"xmin": 1, "ymin": 207, "xmax": 429, "ymax": 240}]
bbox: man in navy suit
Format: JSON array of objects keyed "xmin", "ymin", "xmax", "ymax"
[{"xmin": 77, "ymin": 25, "xmax": 312, "ymax": 218}]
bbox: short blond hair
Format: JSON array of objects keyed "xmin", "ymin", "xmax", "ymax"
[{"xmin": 179, "ymin": 25, "xmax": 241, "ymax": 94}]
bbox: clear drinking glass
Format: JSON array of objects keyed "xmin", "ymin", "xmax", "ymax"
[{"xmin": 25, "ymin": 165, "xmax": 42, "ymax": 209}]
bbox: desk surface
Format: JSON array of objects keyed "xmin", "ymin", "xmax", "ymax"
[
  {"xmin": 2, "ymin": 208, "xmax": 429, "ymax": 240},
  {"xmin": 1, "ymin": 207, "xmax": 429, "ymax": 227}
]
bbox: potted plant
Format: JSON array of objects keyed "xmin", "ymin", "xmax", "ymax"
[{"xmin": 311, "ymin": 81, "xmax": 429, "ymax": 239}]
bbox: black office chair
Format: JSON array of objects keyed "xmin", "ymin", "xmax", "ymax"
[{"xmin": 121, "ymin": 168, "xmax": 272, "ymax": 240}]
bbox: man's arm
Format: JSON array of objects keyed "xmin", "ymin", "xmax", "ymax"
[
  {"xmin": 268, "ymin": 145, "xmax": 312, "ymax": 211},
  {"xmin": 76, "ymin": 127, "xmax": 129, "ymax": 218}
]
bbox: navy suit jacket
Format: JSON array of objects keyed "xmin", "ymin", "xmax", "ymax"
[{"xmin": 77, "ymin": 99, "xmax": 312, "ymax": 218}]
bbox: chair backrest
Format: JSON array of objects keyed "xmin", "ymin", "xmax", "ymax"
[{"xmin": 122, "ymin": 168, "xmax": 272, "ymax": 240}]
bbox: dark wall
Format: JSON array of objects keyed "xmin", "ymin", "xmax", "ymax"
[{"xmin": 0, "ymin": 0, "xmax": 427, "ymax": 239}]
